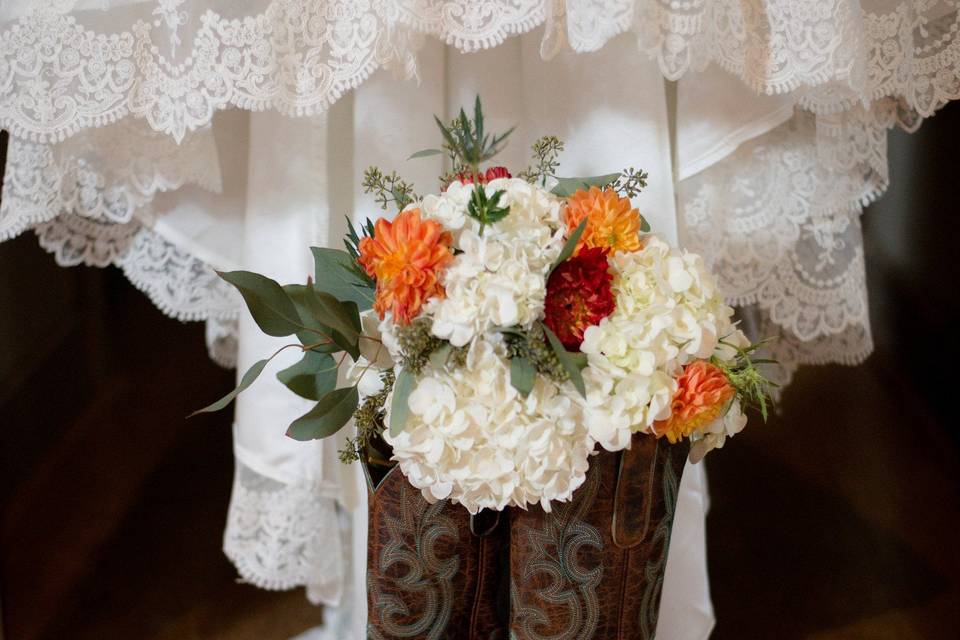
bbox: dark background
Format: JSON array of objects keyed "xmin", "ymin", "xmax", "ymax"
[{"xmin": 1, "ymin": 104, "xmax": 958, "ymax": 639}]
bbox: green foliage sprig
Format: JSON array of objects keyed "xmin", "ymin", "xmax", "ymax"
[
  {"xmin": 437, "ymin": 96, "xmax": 515, "ymax": 175},
  {"xmin": 362, "ymin": 166, "xmax": 419, "ymax": 211},
  {"xmin": 343, "ymin": 217, "xmax": 376, "ymax": 288},
  {"xmin": 712, "ymin": 338, "xmax": 779, "ymax": 421},
  {"xmin": 411, "ymin": 96, "xmax": 516, "ymax": 187},
  {"xmin": 467, "ymin": 186, "xmax": 510, "ymax": 235}
]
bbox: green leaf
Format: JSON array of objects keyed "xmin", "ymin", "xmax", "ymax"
[
  {"xmin": 389, "ymin": 368, "xmax": 416, "ymax": 436},
  {"xmin": 550, "ymin": 173, "xmax": 621, "ymax": 198},
  {"xmin": 429, "ymin": 343, "xmax": 453, "ymax": 370},
  {"xmin": 408, "ymin": 148, "xmax": 444, "ymax": 159},
  {"xmin": 219, "ymin": 271, "xmax": 305, "ymax": 337},
  {"xmin": 568, "ymin": 351, "xmax": 589, "ymax": 371},
  {"xmin": 639, "ymin": 215, "xmax": 651, "ymax": 233},
  {"xmin": 304, "ymin": 287, "xmax": 361, "ymax": 341},
  {"xmin": 510, "ymin": 356, "xmax": 536, "ymax": 397},
  {"xmin": 467, "ymin": 187, "xmax": 510, "ymax": 235},
  {"xmin": 276, "ymin": 351, "xmax": 338, "ymax": 401},
  {"xmin": 541, "ymin": 323, "xmax": 586, "ymax": 398},
  {"xmin": 552, "ymin": 218, "xmax": 588, "ymax": 270},
  {"xmin": 190, "ymin": 358, "xmax": 270, "ymax": 416},
  {"xmin": 310, "ymin": 247, "xmax": 375, "ymax": 311},
  {"xmin": 285, "ymin": 284, "xmax": 360, "ymax": 358},
  {"xmin": 286, "ymin": 387, "xmax": 360, "ymax": 441}
]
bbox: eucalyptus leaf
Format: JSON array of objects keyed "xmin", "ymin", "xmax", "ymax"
[
  {"xmin": 329, "ymin": 329, "xmax": 361, "ymax": 361},
  {"xmin": 541, "ymin": 323, "xmax": 586, "ymax": 398},
  {"xmin": 285, "ymin": 284, "xmax": 337, "ymax": 350},
  {"xmin": 640, "ymin": 215, "xmax": 651, "ymax": 233},
  {"xmin": 285, "ymin": 284, "xmax": 361, "ymax": 358},
  {"xmin": 552, "ymin": 218, "xmax": 588, "ymax": 270},
  {"xmin": 408, "ymin": 148, "xmax": 444, "ymax": 159},
  {"xmin": 343, "ymin": 300, "xmax": 362, "ymax": 333},
  {"xmin": 550, "ymin": 173, "xmax": 621, "ymax": 198},
  {"xmin": 429, "ymin": 344, "xmax": 453, "ymax": 370},
  {"xmin": 276, "ymin": 351, "xmax": 338, "ymax": 400},
  {"xmin": 510, "ymin": 356, "xmax": 536, "ymax": 397},
  {"xmin": 219, "ymin": 271, "xmax": 305, "ymax": 337},
  {"xmin": 190, "ymin": 358, "xmax": 269, "ymax": 416},
  {"xmin": 286, "ymin": 387, "xmax": 360, "ymax": 441},
  {"xmin": 303, "ymin": 287, "xmax": 360, "ymax": 341},
  {"xmin": 390, "ymin": 368, "xmax": 416, "ymax": 436},
  {"xmin": 309, "ymin": 247, "xmax": 375, "ymax": 311}
]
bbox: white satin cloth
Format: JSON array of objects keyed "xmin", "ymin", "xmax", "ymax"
[{"xmin": 3, "ymin": 2, "xmax": 960, "ymax": 638}]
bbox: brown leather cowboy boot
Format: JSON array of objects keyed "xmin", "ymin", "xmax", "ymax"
[
  {"xmin": 365, "ymin": 464, "xmax": 509, "ymax": 640},
  {"xmin": 509, "ymin": 436, "xmax": 688, "ymax": 640}
]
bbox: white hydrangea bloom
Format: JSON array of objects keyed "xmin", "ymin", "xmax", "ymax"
[
  {"xmin": 689, "ymin": 399, "xmax": 748, "ymax": 463},
  {"xmin": 420, "ymin": 178, "xmax": 566, "ymax": 347},
  {"xmin": 346, "ymin": 312, "xmax": 394, "ymax": 398},
  {"xmin": 576, "ymin": 235, "xmax": 741, "ymax": 451},
  {"xmin": 384, "ymin": 338, "xmax": 593, "ymax": 514}
]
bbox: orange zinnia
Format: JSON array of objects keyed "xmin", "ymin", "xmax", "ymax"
[
  {"xmin": 654, "ymin": 361, "xmax": 735, "ymax": 444},
  {"xmin": 564, "ymin": 186, "xmax": 644, "ymax": 255},
  {"xmin": 357, "ymin": 209, "xmax": 453, "ymax": 325}
]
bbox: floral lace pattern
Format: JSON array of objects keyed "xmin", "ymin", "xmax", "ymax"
[
  {"xmin": 223, "ymin": 460, "xmax": 346, "ymax": 602},
  {"xmin": 1, "ymin": 118, "xmax": 221, "ymax": 240},
  {"xmin": 33, "ymin": 213, "xmax": 241, "ymax": 321},
  {"xmin": 1, "ymin": 2, "xmax": 959, "ymax": 142},
  {"xmin": 678, "ymin": 111, "xmax": 878, "ymax": 360}
]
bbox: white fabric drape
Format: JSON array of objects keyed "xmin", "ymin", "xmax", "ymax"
[
  {"xmin": 220, "ymin": 33, "xmax": 719, "ymax": 638},
  {"xmin": 4, "ymin": 1, "xmax": 960, "ymax": 638}
]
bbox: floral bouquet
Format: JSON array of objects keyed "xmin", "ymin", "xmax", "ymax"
[
  {"xmin": 196, "ymin": 98, "xmax": 775, "ymax": 638},
  {"xmin": 196, "ymin": 97, "xmax": 774, "ymax": 515}
]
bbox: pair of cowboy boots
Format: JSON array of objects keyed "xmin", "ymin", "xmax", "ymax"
[{"xmin": 365, "ymin": 436, "xmax": 688, "ymax": 640}]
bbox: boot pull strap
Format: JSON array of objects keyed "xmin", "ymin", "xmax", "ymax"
[
  {"xmin": 611, "ymin": 437, "xmax": 664, "ymax": 549},
  {"xmin": 470, "ymin": 509, "xmax": 501, "ymax": 537}
]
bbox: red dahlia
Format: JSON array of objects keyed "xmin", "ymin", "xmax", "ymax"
[{"xmin": 543, "ymin": 247, "xmax": 616, "ymax": 351}]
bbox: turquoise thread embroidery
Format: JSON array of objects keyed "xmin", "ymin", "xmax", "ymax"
[
  {"xmin": 369, "ymin": 483, "xmax": 460, "ymax": 640},
  {"xmin": 511, "ymin": 470, "xmax": 603, "ymax": 640}
]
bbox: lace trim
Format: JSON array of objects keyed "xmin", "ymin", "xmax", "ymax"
[
  {"xmin": 223, "ymin": 460, "xmax": 345, "ymax": 601},
  {"xmin": 678, "ymin": 110, "xmax": 877, "ymax": 347},
  {"xmin": 31, "ymin": 213, "xmax": 240, "ymax": 321},
  {"xmin": 206, "ymin": 316, "xmax": 239, "ymax": 369},
  {"xmin": 1, "ymin": 119, "xmax": 221, "ymax": 241},
  {"xmin": 2, "ymin": 1, "xmax": 959, "ymax": 142}
]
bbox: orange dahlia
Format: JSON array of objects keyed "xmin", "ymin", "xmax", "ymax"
[
  {"xmin": 654, "ymin": 361, "xmax": 735, "ymax": 444},
  {"xmin": 564, "ymin": 186, "xmax": 644, "ymax": 255},
  {"xmin": 357, "ymin": 209, "xmax": 453, "ymax": 325}
]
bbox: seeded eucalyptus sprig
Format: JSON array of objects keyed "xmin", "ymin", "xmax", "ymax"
[
  {"xmin": 519, "ymin": 135, "xmax": 565, "ymax": 186},
  {"xmin": 610, "ymin": 167, "xmax": 649, "ymax": 199},
  {"xmin": 362, "ymin": 166, "xmax": 419, "ymax": 211},
  {"xmin": 339, "ymin": 368, "xmax": 395, "ymax": 464}
]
